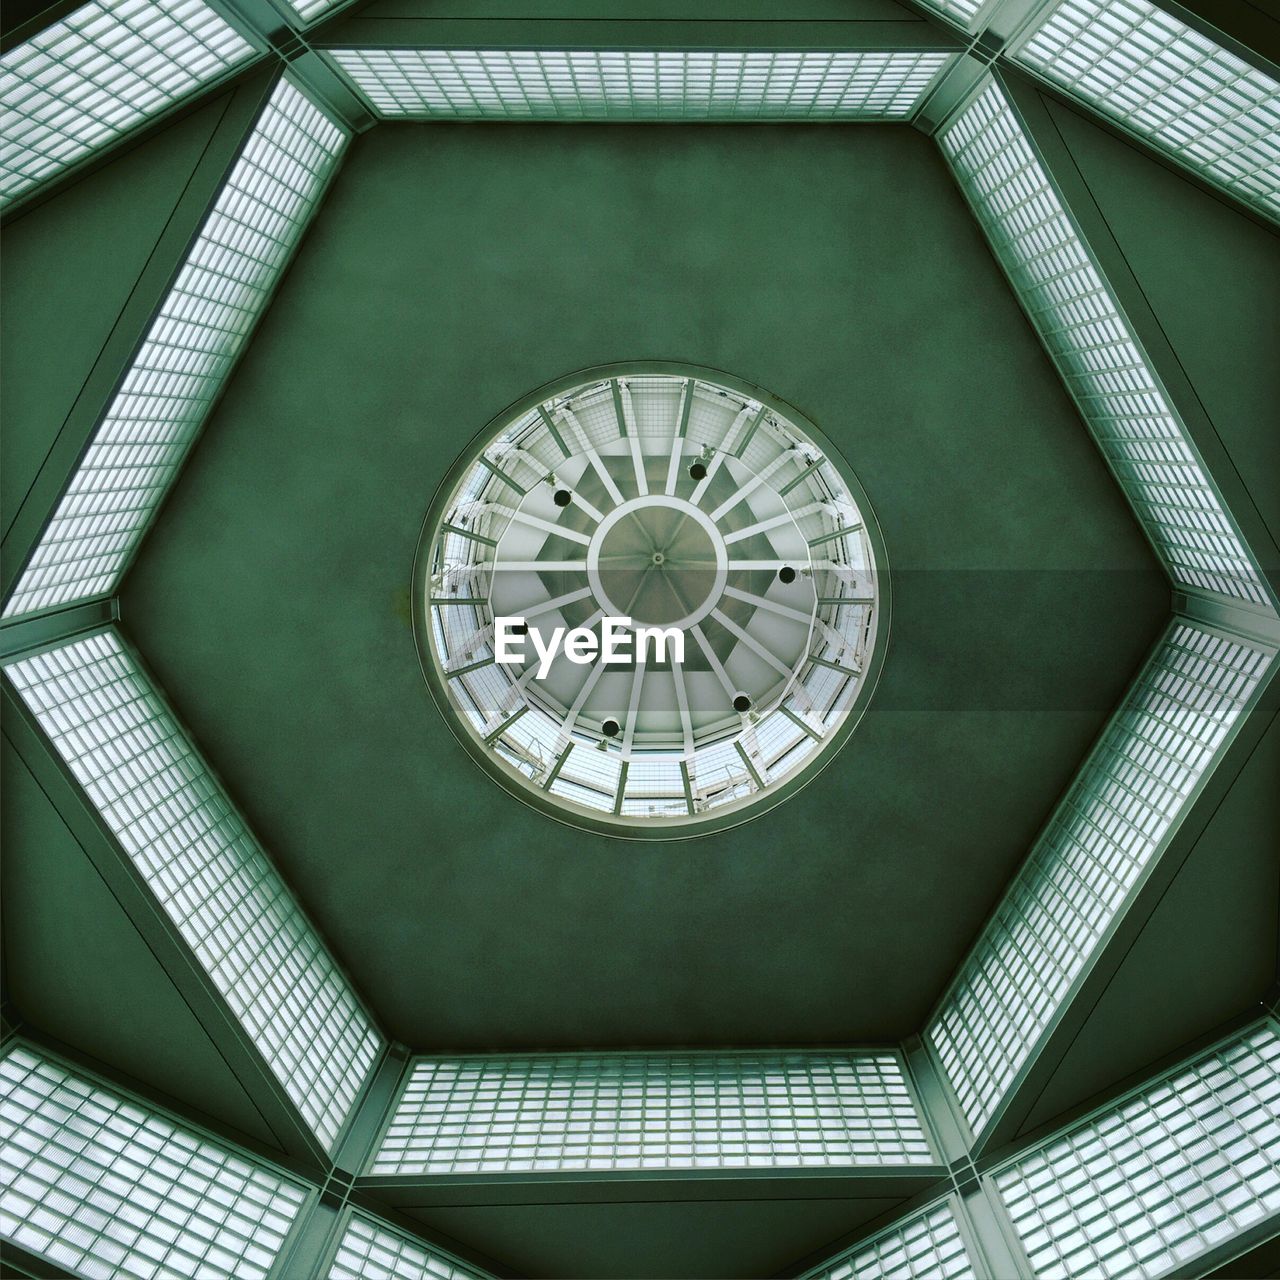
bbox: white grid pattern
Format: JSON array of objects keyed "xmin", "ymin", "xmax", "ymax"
[
  {"xmin": 911, "ymin": 0, "xmax": 987, "ymax": 29},
  {"xmin": 327, "ymin": 1214, "xmax": 488, "ymax": 1280},
  {"xmin": 3, "ymin": 77, "xmax": 347, "ymax": 620},
  {"xmin": 0, "ymin": 1043, "xmax": 308, "ymax": 1280},
  {"xmin": 329, "ymin": 49, "xmax": 953, "ymax": 121},
  {"xmin": 994, "ymin": 1020, "xmax": 1280, "ymax": 1279},
  {"xmin": 0, "ymin": 0, "xmax": 255, "ymax": 207},
  {"xmin": 1016, "ymin": 0, "xmax": 1280, "ymax": 220},
  {"xmin": 939, "ymin": 79, "xmax": 1271, "ymax": 608},
  {"xmin": 802, "ymin": 1201, "xmax": 978, "ymax": 1280},
  {"xmin": 3, "ymin": 630, "xmax": 383, "ymax": 1153},
  {"xmin": 369, "ymin": 1052, "xmax": 934, "ymax": 1175},
  {"xmin": 928, "ymin": 621, "xmax": 1270, "ymax": 1137}
]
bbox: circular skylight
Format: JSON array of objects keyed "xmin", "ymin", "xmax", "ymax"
[{"xmin": 413, "ymin": 364, "xmax": 888, "ymax": 837}]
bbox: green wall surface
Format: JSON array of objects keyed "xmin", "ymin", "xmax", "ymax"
[{"xmin": 121, "ymin": 121, "xmax": 1166, "ymax": 1052}]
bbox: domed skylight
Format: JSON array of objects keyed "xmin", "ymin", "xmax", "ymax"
[{"xmin": 415, "ymin": 365, "xmax": 887, "ymax": 835}]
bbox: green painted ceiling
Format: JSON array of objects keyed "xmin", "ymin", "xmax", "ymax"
[
  {"xmin": 2, "ymin": 7, "xmax": 1277, "ymax": 1272},
  {"xmin": 120, "ymin": 120, "xmax": 1166, "ymax": 1051}
]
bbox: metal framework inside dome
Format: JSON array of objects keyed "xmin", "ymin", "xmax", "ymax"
[{"xmin": 419, "ymin": 370, "xmax": 884, "ymax": 831}]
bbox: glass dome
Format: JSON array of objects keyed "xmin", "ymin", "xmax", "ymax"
[{"xmin": 414, "ymin": 364, "xmax": 888, "ymax": 836}]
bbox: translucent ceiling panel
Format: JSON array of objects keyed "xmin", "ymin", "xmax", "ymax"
[
  {"xmin": 327, "ymin": 1214, "xmax": 490, "ymax": 1280},
  {"xmin": 369, "ymin": 1051, "xmax": 934, "ymax": 1175},
  {"xmin": 0, "ymin": 0, "xmax": 256, "ymax": 208},
  {"xmin": 0, "ymin": 1042, "xmax": 308, "ymax": 1280},
  {"xmin": 3, "ymin": 630, "xmax": 382, "ymax": 1153},
  {"xmin": 908, "ymin": 0, "xmax": 987, "ymax": 30},
  {"xmin": 994, "ymin": 1019, "xmax": 1280, "ymax": 1280},
  {"xmin": 328, "ymin": 49, "xmax": 953, "ymax": 121},
  {"xmin": 928, "ymin": 621, "xmax": 1271, "ymax": 1138},
  {"xmin": 1015, "ymin": 0, "xmax": 1280, "ymax": 220},
  {"xmin": 939, "ymin": 79, "xmax": 1272, "ymax": 609},
  {"xmin": 801, "ymin": 1200, "xmax": 979, "ymax": 1280},
  {"xmin": 2, "ymin": 77, "xmax": 347, "ymax": 621}
]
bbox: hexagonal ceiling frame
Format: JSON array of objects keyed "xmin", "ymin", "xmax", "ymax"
[{"xmin": 1, "ymin": 0, "xmax": 1278, "ymax": 1277}]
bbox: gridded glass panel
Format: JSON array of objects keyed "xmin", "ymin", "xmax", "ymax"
[
  {"xmin": 327, "ymin": 1214, "xmax": 488, "ymax": 1280},
  {"xmin": 369, "ymin": 1052, "xmax": 934, "ymax": 1175},
  {"xmin": 939, "ymin": 80, "xmax": 1271, "ymax": 608},
  {"xmin": 802, "ymin": 1201, "xmax": 978, "ymax": 1280},
  {"xmin": 1016, "ymin": 0, "xmax": 1280, "ymax": 220},
  {"xmin": 928, "ymin": 622, "xmax": 1270, "ymax": 1137},
  {"xmin": 0, "ymin": 0, "xmax": 255, "ymax": 207},
  {"xmin": 2, "ymin": 77, "xmax": 347, "ymax": 620},
  {"xmin": 3, "ymin": 630, "xmax": 382, "ymax": 1152},
  {"xmin": 329, "ymin": 49, "xmax": 953, "ymax": 120},
  {"xmin": 0, "ymin": 1043, "xmax": 308, "ymax": 1280},
  {"xmin": 284, "ymin": 0, "xmax": 347, "ymax": 25},
  {"xmin": 994, "ymin": 1020, "xmax": 1280, "ymax": 1280},
  {"xmin": 909, "ymin": 0, "xmax": 987, "ymax": 29}
]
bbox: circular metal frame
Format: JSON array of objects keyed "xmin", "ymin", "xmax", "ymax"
[{"xmin": 412, "ymin": 361, "xmax": 891, "ymax": 841}]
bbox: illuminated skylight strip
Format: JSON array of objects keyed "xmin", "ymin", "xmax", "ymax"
[
  {"xmin": 328, "ymin": 49, "xmax": 953, "ymax": 120},
  {"xmin": 801, "ymin": 1201, "xmax": 978, "ymax": 1280},
  {"xmin": 3, "ymin": 630, "xmax": 383, "ymax": 1152},
  {"xmin": 1015, "ymin": 0, "xmax": 1280, "ymax": 220},
  {"xmin": 907, "ymin": 0, "xmax": 987, "ymax": 30},
  {"xmin": 284, "ymin": 0, "xmax": 349, "ymax": 24},
  {"xmin": 2, "ymin": 77, "xmax": 347, "ymax": 621},
  {"xmin": 327, "ymin": 1214, "xmax": 490, "ymax": 1280},
  {"xmin": 927, "ymin": 621, "xmax": 1270, "ymax": 1138},
  {"xmin": 0, "ymin": 1042, "xmax": 309, "ymax": 1280},
  {"xmin": 369, "ymin": 1051, "xmax": 934, "ymax": 1175},
  {"xmin": 939, "ymin": 80, "xmax": 1271, "ymax": 607},
  {"xmin": 994, "ymin": 1019, "xmax": 1280, "ymax": 1279},
  {"xmin": 0, "ymin": 0, "xmax": 255, "ymax": 207}
]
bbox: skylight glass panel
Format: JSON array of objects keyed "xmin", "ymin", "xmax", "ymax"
[
  {"xmin": 0, "ymin": 1043, "xmax": 308, "ymax": 1280},
  {"xmin": 801, "ymin": 1201, "xmax": 978, "ymax": 1280},
  {"xmin": 994, "ymin": 1020, "xmax": 1280, "ymax": 1279},
  {"xmin": 1015, "ymin": 0, "xmax": 1280, "ymax": 220},
  {"xmin": 0, "ymin": 0, "xmax": 256, "ymax": 208},
  {"xmin": 927, "ymin": 621, "xmax": 1270, "ymax": 1138},
  {"xmin": 908, "ymin": 0, "xmax": 987, "ymax": 30},
  {"xmin": 369, "ymin": 1051, "xmax": 934, "ymax": 1175},
  {"xmin": 2, "ymin": 77, "xmax": 347, "ymax": 621},
  {"xmin": 329, "ymin": 50, "xmax": 953, "ymax": 121},
  {"xmin": 327, "ymin": 1214, "xmax": 490, "ymax": 1280},
  {"xmin": 939, "ymin": 79, "xmax": 1271, "ymax": 609},
  {"xmin": 3, "ymin": 630, "xmax": 382, "ymax": 1153}
]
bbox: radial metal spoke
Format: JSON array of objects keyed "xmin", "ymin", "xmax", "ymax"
[
  {"xmin": 690, "ymin": 405, "xmax": 752, "ymax": 504},
  {"xmin": 722, "ymin": 585, "xmax": 815, "ymax": 626},
  {"xmin": 690, "ymin": 624, "xmax": 737, "ymax": 700},
  {"xmin": 487, "ymin": 560, "xmax": 590, "ymax": 572},
  {"xmin": 621, "ymin": 654, "xmax": 647, "ymax": 755},
  {"xmin": 571, "ymin": 491, "xmax": 606, "ymax": 523},
  {"xmin": 710, "ymin": 607, "xmax": 795, "ymax": 681},
  {"xmin": 723, "ymin": 501, "xmax": 823, "ymax": 545},
  {"xmin": 559, "ymin": 406, "xmax": 625, "ymax": 507},
  {"xmin": 509, "ymin": 510, "xmax": 593, "ymax": 545},
  {"xmin": 671, "ymin": 661, "xmax": 694, "ymax": 756},
  {"xmin": 523, "ymin": 586, "xmax": 595, "ymax": 619},
  {"xmin": 708, "ymin": 453, "xmax": 791, "ymax": 522}
]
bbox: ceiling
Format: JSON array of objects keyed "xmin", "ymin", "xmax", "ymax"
[{"xmin": 2, "ymin": 0, "xmax": 1277, "ymax": 1276}]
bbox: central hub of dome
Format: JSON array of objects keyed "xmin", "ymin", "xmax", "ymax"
[{"xmin": 589, "ymin": 497, "xmax": 726, "ymax": 629}]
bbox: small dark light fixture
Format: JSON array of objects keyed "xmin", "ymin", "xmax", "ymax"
[
  {"xmin": 601, "ymin": 718, "xmax": 621, "ymax": 738},
  {"xmin": 778, "ymin": 565, "xmax": 797, "ymax": 584},
  {"xmin": 553, "ymin": 488, "xmax": 572, "ymax": 507},
  {"xmin": 733, "ymin": 694, "xmax": 752, "ymax": 714},
  {"xmin": 688, "ymin": 461, "xmax": 708, "ymax": 481}
]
